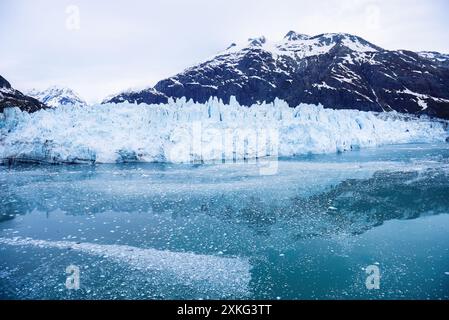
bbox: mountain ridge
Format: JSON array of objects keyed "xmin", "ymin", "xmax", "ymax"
[
  {"xmin": 0, "ymin": 75, "xmax": 47, "ymax": 113},
  {"xmin": 27, "ymin": 86, "xmax": 87, "ymax": 108},
  {"xmin": 104, "ymin": 31, "xmax": 449, "ymax": 119}
]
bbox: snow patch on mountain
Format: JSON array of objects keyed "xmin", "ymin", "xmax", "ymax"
[
  {"xmin": 219, "ymin": 32, "xmax": 380, "ymax": 61},
  {"xmin": 0, "ymin": 98, "xmax": 447, "ymax": 165},
  {"xmin": 418, "ymin": 51, "xmax": 449, "ymax": 64},
  {"xmin": 27, "ymin": 86, "xmax": 86, "ymax": 108},
  {"xmin": 391, "ymin": 88, "xmax": 449, "ymax": 111}
]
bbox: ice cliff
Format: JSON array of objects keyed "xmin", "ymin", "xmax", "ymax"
[{"xmin": 0, "ymin": 97, "xmax": 447, "ymax": 164}]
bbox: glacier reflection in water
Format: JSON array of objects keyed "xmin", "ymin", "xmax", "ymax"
[{"xmin": 1, "ymin": 143, "xmax": 449, "ymax": 299}]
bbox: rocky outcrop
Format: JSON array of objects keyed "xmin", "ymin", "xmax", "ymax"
[{"xmin": 0, "ymin": 75, "xmax": 47, "ymax": 113}]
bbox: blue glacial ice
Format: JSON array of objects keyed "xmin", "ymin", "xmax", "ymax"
[{"xmin": 0, "ymin": 97, "xmax": 447, "ymax": 164}]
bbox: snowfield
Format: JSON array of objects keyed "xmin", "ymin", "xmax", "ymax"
[{"xmin": 0, "ymin": 97, "xmax": 448, "ymax": 164}]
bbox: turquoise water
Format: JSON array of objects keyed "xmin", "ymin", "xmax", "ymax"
[{"xmin": 0, "ymin": 144, "xmax": 449, "ymax": 300}]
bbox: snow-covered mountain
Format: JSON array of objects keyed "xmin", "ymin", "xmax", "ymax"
[
  {"xmin": 27, "ymin": 86, "xmax": 86, "ymax": 107},
  {"xmin": 0, "ymin": 75, "xmax": 46, "ymax": 113},
  {"xmin": 105, "ymin": 32, "xmax": 449, "ymax": 119}
]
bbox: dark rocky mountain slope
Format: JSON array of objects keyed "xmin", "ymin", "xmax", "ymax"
[
  {"xmin": 105, "ymin": 32, "xmax": 449, "ymax": 119},
  {"xmin": 0, "ymin": 75, "xmax": 46, "ymax": 113}
]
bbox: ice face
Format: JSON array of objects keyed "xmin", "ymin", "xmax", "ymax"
[{"xmin": 0, "ymin": 98, "xmax": 447, "ymax": 165}]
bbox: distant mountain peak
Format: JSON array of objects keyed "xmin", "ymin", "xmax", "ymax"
[
  {"xmin": 248, "ymin": 36, "xmax": 267, "ymax": 47},
  {"xmin": 306, "ymin": 33, "xmax": 382, "ymax": 52},
  {"xmin": 284, "ymin": 31, "xmax": 310, "ymax": 41},
  {"xmin": 27, "ymin": 86, "xmax": 86, "ymax": 108},
  {"xmin": 220, "ymin": 32, "xmax": 381, "ymax": 62}
]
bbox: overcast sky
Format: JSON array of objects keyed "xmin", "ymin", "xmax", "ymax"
[{"xmin": 1, "ymin": 0, "xmax": 448, "ymax": 103}]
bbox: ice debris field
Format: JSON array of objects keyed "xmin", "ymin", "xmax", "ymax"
[
  {"xmin": 0, "ymin": 237, "xmax": 251, "ymax": 298},
  {"xmin": 0, "ymin": 97, "xmax": 448, "ymax": 164}
]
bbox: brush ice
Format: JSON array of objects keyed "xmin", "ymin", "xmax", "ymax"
[
  {"xmin": 0, "ymin": 237, "xmax": 252, "ymax": 298},
  {"xmin": 0, "ymin": 97, "xmax": 447, "ymax": 164}
]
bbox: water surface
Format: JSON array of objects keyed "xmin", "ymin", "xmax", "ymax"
[{"xmin": 1, "ymin": 144, "xmax": 449, "ymax": 299}]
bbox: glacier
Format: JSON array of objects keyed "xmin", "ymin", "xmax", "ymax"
[{"xmin": 0, "ymin": 97, "xmax": 448, "ymax": 165}]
